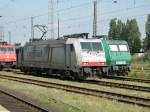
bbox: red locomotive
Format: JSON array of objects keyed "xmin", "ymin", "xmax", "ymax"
[{"xmin": 0, "ymin": 42, "xmax": 16, "ymax": 70}]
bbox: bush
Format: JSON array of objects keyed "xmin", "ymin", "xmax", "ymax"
[
  {"xmin": 132, "ymin": 51, "xmax": 150, "ymax": 67},
  {"xmin": 144, "ymin": 52, "xmax": 150, "ymax": 67},
  {"xmin": 128, "ymin": 72, "xmax": 139, "ymax": 78}
]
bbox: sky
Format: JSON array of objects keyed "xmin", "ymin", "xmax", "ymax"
[{"xmin": 0, "ymin": 0, "xmax": 150, "ymax": 45}]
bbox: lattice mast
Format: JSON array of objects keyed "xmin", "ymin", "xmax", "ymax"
[
  {"xmin": 48, "ymin": 0, "xmax": 54, "ymax": 39},
  {"xmin": 93, "ymin": 0, "xmax": 97, "ymax": 38}
]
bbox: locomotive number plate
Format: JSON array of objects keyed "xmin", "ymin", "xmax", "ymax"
[{"xmin": 116, "ymin": 61, "xmax": 126, "ymax": 64}]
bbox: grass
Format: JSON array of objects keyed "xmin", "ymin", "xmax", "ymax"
[
  {"xmin": 0, "ymin": 79, "xmax": 149, "ymax": 112},
  {"xmin": 132, "ymin": 63, "xmax": 149, "ymax": 69},
  {"xmin": 132, "ymin": 52, "xmax": 150, "ymax": 69},
  {"xmin": 128, "ymin": 71, "xmax": 150, "ymax": 79},
  {"xmin": 1, "ymin": 71, "xmax": 150, "ymax": 99},
  {"xmin": 131, "ymin": 52, "xmax": 150, "ymax": 79},
  {"xmin": 0, "ymin": 105, "xmax": 8, "ymax": 111}
]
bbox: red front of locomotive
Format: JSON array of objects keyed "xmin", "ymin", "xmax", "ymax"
[{"xmin": 0, "ymin": 44, "xmax": 16, "ymax": 68}]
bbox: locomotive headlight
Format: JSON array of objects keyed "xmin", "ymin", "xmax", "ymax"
[
  {"xmin": 14, "ymin": 56, "xmax": 16, "ymax": 60},
  {"xmin": 13, "ymin": 62, "xmax": 16, "ymax": 65}
]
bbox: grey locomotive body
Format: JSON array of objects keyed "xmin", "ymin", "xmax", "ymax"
[{"xmin": 18, "ymin": 35, "xmax": 107, "ymax": 79}]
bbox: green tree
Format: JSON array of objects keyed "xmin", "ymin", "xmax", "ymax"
[
  {"xmin": 127, "ymin": 19, "xmax": 141, "ymax": 53},
  {"xmin": 108, "ymin": 19, "xmax": 126, "ymax": 40},
  {"xmin": 108, "ymin": 19, "xmax": 117, "ymax": 39},
  {"xmin": 115, "ymin": 20, "xmax": 123, "ymax": 39},
  {"xmin": 108, "ymin": 19, "xmax": 141, "ymax": 54},
  {"xmin": 145, "ymin": 14, "xmax": 150, "ymax": 51}
]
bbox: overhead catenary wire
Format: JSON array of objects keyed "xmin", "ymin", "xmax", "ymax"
[
  {"xmin": 3, "ymin": 1, "xmax": 93, "ymax": 24},
  {"xmin": 14, "ymin": 11, "xmax": 148, "ymax": 35},
  {"xmin": 3, "ymin": 0, "xmax": 150, "ymax": 41},
  {"xmin": 46, "ymin": 12, "xmax": 149, "ymax": 32},
  {"xmin": 3, "ymin": 2, "xmax": 150, "ymax": 26},
  {"xmin": 8, "ymin": 11, "xmax": 148, "ymax": 40},
  {"xmin": 7, "ymin": 10, "xmax": 150, "ymax": 32}
]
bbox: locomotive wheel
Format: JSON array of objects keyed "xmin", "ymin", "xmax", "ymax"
[
  {"xmin": 60, "ymin": 74, "xmax": 66, "ymax": 79},
  {"xmin": 20, "ymin": 67, "xmax": 24, "ymax": 72},
  {"xmin": 36, "ymin": 70, "xmax": 42, "ymax": 75}
]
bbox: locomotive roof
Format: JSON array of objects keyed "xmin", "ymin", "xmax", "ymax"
[
  {"xmin": 25, "ymin": 38, "xmax": 102, "ymax": 46},
  {"xmin": 0, "ymin": 45, "xmax": 15, "ymax": 47},
  {"xmin": 25, "ymin": 39, "xmax": 66, "ymax": 46},
  {"xmin": 0, "ymin": 41, "xmax": 16, "ymax": 47},
  {"xmin": 103, "ymin": 39, "xmax": 128, "ymax": 45}
]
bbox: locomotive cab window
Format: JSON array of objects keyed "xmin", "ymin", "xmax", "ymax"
[
  {"xmin": 0, "ymin": 48, "xmax": 7, "ymax": 52},
  {"xmin": 109, "ymin": 45, "xmax": 118, "ymax": 52},
  {"xmin": 81, "ymin": 42, "xmax": 92, "ymax": 52},
  {"xmin": 80, "ymin": 42, "xmax": 103, "ymax": 52},
  {"xmin": 0, "ymin": 47, "xmax": 14, "ymax": 52},
  {"xmin": 118, "ymin": 45, "xmax": 128, "ymax": 52},
  {"xmin": 92, "ymin": 43, "xmax": 103, "ymax": 51},
  {"xmin": 7, "ymin": 48, "xmax": 14, "ymax": 52}
]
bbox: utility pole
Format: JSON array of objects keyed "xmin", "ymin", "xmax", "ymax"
[
  {"xmin": 0, "ymin": 27, "xmax": 2, "ymax": 42},
  {"xmin": 93, "ymin": 0, "xmax": 97, "ymax": 38},
  {"xmin": 48, "ymin": 0, "xmax": 54, "ymax": 39},
  {"xmin": 8, "ymin": 31, "xmax": 11, "ymax": 44},
  {"xmin": 31, "ymin": 16, "xmax": 34, "ymax": 39},
  {"xmin": 134, "ymin": 0, "xmax": 136, "ymax": 7},
  {"xmin": 58, "ymin": 17, "xmax": 60, "ymax": 38},
  {"xmin": 0, "ymin": 16, "xmax": 3, "ymax": 42},
  {"xmin": 0, "ymin": 26, "xmax": 4, "ymax": 42},
  {"xmin": 57, "ymin": 0, "xmax": 60, "ymax": 38}
]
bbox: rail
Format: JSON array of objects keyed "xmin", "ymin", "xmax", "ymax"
[
  {"xmin": 0, "ymin": 74, "xmax": 149, "ymax": 108},
  {"xmin": 0, "ymin": 88, "xmax": 49, "ymax": 112},
  {"xmin": 104, "ymin": 76, "xmax": 150, "ymax": 84},
  {"xmin": 85, "ymin": 80, "xmax": 150, "ymax": 92}
]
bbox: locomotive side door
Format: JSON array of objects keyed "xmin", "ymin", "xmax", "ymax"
[
  {"xmin": 48, "ymin": 47, "xmax": 52, "ymax": 65},
  {"xmin": 65, "ymin": 44, "xmax": 71, "ymax": 69}
]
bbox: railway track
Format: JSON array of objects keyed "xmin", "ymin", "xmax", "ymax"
[
  {"xmin": 0, "ymin": 74, "xmax": 149, "ymax": 108},
  {"xmin": 85, "ymin": 80, "xmax": 150, "ymax": 92},
  {"xmin": 5, "ymin": 68, "xmax": 150, "ymax": 84},
  {"xmin": 104, "ymin": 76, "xmax": 150, "ymax": 84},
  {"xmin": 0, "ymin": 88, "xmax": 49, "ymax": 112},
  {"xmin": 3, "ymin": 69, "xmax": 150, "ymax": 92}
]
